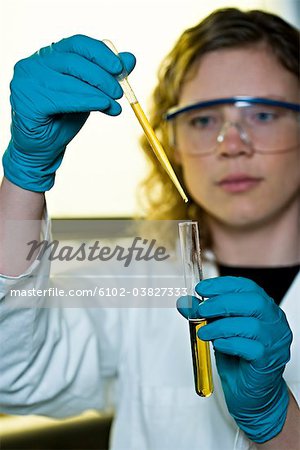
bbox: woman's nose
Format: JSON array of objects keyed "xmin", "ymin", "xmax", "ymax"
[{"xmin": 216, "ymin": 121, "xmax": 254, "ymax": 157}]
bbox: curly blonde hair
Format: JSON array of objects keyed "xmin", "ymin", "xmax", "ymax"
[{"xmin": 137, "ymin": 8, "xmax": 299, "ymax": 249}]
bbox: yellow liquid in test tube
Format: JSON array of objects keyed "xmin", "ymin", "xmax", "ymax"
[
  {"xmin": 179, "ymin": 221, "xmax": 214, "ymax": 398},
  {"xmin": 189, "ymin": 319, "xmax": 213, "ymax": 397}
]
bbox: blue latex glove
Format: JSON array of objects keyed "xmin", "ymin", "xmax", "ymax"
[
  {"xmin": 2, "ymin": 34, "xmax": 136, "ymax": 192},
  {"xmin": 177, "ymin": 276, "xmax": 293, "ymax": 443}
]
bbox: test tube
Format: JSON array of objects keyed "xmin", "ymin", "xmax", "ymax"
[
  {"xmin": 178, "ymin": 221, "xmax": 214, "ymax": 397},
  {"xmin": 103, "ymin": 39, "xmax": 188, "ymax": 204}
]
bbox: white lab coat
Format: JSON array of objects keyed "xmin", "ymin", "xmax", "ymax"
[{"xmin": 0, "ymin": 216, "xmax": 299, "ymax": 450}]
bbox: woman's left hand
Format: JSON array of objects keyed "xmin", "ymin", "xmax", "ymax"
[{"xmin": 177, "ymin": 276, "xmax": 293, "ymax": 443}]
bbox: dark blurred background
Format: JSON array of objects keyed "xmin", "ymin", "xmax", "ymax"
[{"xmin": 0, "ymin": 412, "xmax": 113, "ymax": 450}]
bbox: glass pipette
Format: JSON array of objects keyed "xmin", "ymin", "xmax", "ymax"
[
  {"xmin": 178, "ymin": 221, "xmax": 214, "ymax": 397},
  {"xmin": 103, "ymin": 40, "xmax": 188, "ymax": 203}
]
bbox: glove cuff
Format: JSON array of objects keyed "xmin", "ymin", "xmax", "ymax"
[
  {"xmin": 2, "ymin": 140, "xmax": 64, "ymax": 192},
  {"xmin": 236, "ymin": 380, "xmax": 289, "ymax": 444}
]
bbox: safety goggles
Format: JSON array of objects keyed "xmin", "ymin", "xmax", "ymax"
[{"xmin": 164, "ymin": 97, "xmax": 300, "ymax": 156}]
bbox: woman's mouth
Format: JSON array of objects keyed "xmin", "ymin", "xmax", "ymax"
[{"xmin": 217, "ymin": 174, "xmax": 264, "ymax": 193}]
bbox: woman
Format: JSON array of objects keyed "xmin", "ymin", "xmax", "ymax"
[{"xmin": 0, "ymin": 8, "xmax": 299, "ymax": 450}]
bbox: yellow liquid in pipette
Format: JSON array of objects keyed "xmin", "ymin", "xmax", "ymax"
[
  {"xmin": 189, "ymin": 319, "xmax": 214, "ymax": 397},
  {"xmin": 102, "ymin": 40, "xmax": 188, "ymax": 203},
  {"xmin": 131, "ymin": 102, "xmax": 188, "ymax": 203}
]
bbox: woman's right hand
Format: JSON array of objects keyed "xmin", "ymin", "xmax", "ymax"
[{"xmin": 2, "ymin": 34, "xmax": 136, "ymax": 192}]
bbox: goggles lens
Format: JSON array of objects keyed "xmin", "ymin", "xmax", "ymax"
[{"xmin": 166, "ymin": 97, "xmax": 300, "ymax": 155}]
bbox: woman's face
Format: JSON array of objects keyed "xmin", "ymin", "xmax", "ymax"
[{"xmin": 175, "ymin": 46, "xmax": 300, "ymax": 229}]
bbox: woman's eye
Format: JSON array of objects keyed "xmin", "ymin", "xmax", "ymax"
[
  {"xmin": 247, "ymin": 108, "xmax": 280, "ymax": 124},
  {"xmin": 254, "ymin": 112, "xmax": 277, "ymax": 122},
  {"xmin": 189, "ymin": 115, "xmax": 216, "ymax": 128}
]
